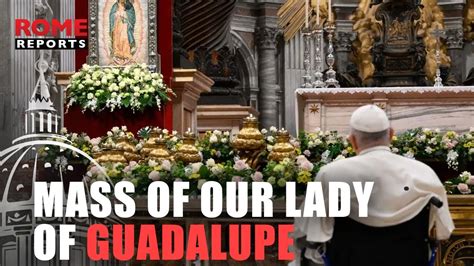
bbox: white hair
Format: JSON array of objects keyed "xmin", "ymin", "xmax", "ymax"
[{"xmin": 350, "ymin": 128, "xmax": 391, "ymax": 146}]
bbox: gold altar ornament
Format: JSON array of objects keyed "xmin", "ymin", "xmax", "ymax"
[
  {"xmin": 148, "ymin": 136, "xmax": 174, "ymax": 162},
  {"xmin": 232, "ymin": 115, "xmax": 265, "ymax": 151},
  {"xmin": 268, "ymin": 129, "xmax": 296, "ymax": 162},
  {"xmin": 94, "ymin": 149, "xmax": 128, "ymax": 164},
  {"xmin": 232, "ymin": 115, "xmax": 265, "ymax": 168},
  {"xmin": 141, "ymin": 128, "xmax": 163, "ymax": 156},
  {"xmin": 116, "ymin": 136, "xmax": 141, "ymax": 162},
  {"xmin": 174, "ymin": 130, "xmax": 201, "ymax": 164}
]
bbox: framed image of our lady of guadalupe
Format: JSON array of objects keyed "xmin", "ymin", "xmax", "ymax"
[{"xmin": 87, "ymin": 0, "xmax": 160, "ymax": 72}]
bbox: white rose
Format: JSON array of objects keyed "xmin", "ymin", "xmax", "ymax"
[
  {"xmin": 161, "ymin": 160, "xmax": 172, "ymax": 171},
  {"xmin": 221, "ymin": 138, "xmax": 228, "ymax": 144},
  {"xmin": 425, "ymin": 147, "xmax": 433, "ymax": 154},
  {"xmin": 209, "ymin": 134, "xmax": 218, "ymax": 143},
  {"xmin": 206, "ymin": 158, "xmax": 216, "ymax": 167},
  {"xmin": 148, "ymin": 171, "xmax": 161, "ymax": 181},
  {"xmin": 87, "ymin": 93, "xmax": 94, "ymax": 100},
  {"xmin": 191, "ymin": 162, "xmax": 203, "ymax": 173}
]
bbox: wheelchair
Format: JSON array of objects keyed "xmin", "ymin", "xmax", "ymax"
[{"xmin": 300, "ymin": 197, "xmax": 443, "ymax": 266}]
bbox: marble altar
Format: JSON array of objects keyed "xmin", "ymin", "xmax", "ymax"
[{"xmin": 295, "ymin": 86, "xmax": 474, "ymax": 134}]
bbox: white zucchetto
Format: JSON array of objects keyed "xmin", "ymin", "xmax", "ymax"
[{"xmin": 350, "ymin": 104, "xmax": 390, "ymax": 133}]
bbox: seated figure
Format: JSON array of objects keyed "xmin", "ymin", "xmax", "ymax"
[{"xmin": 291, "ymin": 105, "xmax": 454, "ymax": 266}]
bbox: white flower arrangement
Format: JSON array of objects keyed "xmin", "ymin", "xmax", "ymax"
[{"xmin": 67, "ymin": 64, "xmax": 173, "ymax": 113}]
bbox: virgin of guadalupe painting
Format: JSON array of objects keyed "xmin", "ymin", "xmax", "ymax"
[
  {"xmin": 92, "ymin": 0, "xmax": 158, "ymax": 68},
  {"xmin": 109, "ymin": 0, "xmax": 136, "ymax": 64}
]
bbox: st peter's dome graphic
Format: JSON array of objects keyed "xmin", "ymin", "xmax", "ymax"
[{"xmin": 0, "ymin": 61, "xmax": 117, "ymax": 266}]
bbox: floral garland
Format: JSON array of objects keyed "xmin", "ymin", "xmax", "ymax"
[
  {"xmin": 391, "ymin": 128, "xmax": 474, "ymax": 171},
  {"xmin": 198, "ymin": 130, "xmax": 233, "ymax": 163},
  {"xmin": 39, "ymin": 128, "xmax": 93, "ymax": 172},
  {"xmin": 445, "ymin": 171, "xmax": 474, "ymax": 195},
  {"xmin": 66, "ymin": 64, "xmax": 173, "ymax": 113},
  {"xmin": 42, "ymin": 126, "xmax": 474, "ymax": 196}
]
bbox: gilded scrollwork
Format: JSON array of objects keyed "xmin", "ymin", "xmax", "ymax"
[
  {"xmin": 277, "ymin": 0, "xmax": 329, "ymax": 41},
  {"xmin": 443, "ymin": 238, "xmax": 474, "ymax": 265},
  {"xmin": 351, "ymin": 0, "xmax": 450, "ymax": 83},
  {"xmin": 417, "ymin": 0, "xmax": 451, "ymax": 81},
  {"xmin": 351, "ymin": 0, "xmax": 380, "ymax": 83},
  {"xmin": 465, "ymin": 0, "xmax": 474, "ymax": 42}
]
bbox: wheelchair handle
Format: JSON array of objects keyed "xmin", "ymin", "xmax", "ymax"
[{"xmin": 429, "ymin": 196, "xmax": 443, "ymax": 209}]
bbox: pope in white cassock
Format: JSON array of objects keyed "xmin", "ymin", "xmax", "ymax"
[{"xmin": 291, "ymin": 105, "xmax": 454, "ymax": 266}]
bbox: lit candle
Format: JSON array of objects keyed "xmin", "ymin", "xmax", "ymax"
[
  {"xmin": 328, "ymin": 0, "xmax": 333, "ymax": 22},
  {"xmin": 316, "ymin": 0, "xmax": 320, "ymax": 26},
  {"xmin": 305, "ymin": 0, "xmax": 309, "ymax": 28}
]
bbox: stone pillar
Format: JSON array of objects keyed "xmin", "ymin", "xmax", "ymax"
[
  {"xmin": 11, "ymin": 0, "xmax": 36, "ymax": 141},
  {"xmin": 60, "ymin": 0, "xmax": 75, "ymax": 72},
  {"xmin": 335, "ymin": 31, "xmax": 355, "ymax": 73},
  {"xmin": 445, "ymin": 27, "xmax": 465, "ymax": 83},
  {"xmin": 256, "ymin": 26, "xmax": 280, "ymax": 129},
  {"xmin": 333, "ymin": 3, "xmax": 357, "ymax": 74},
  {"xmin": 0, "ymin": 0, "xmax": 12, "ymax": 149}
]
